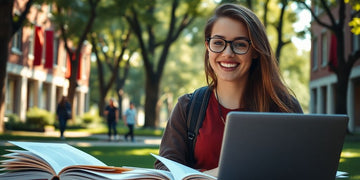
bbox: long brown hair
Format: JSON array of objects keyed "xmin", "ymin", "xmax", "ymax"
[{"xmin": 204, "ymin": 3, "xmax": 297, "ymax": 112}]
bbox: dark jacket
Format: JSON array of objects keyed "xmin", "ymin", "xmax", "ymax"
[
  {"xmin": 56, "ymin": 102, "xmax": 71, "ymax": 120},
  {"xmin": 154, "ymin": 91, "xmax": 303, "ymax": 170}
]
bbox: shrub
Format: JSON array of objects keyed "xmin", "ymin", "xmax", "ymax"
[
  {"xmin": 26, "ymin": 107, "xmax": 55, "ymax": 131},
  {"xmin": 4, "ymin": 114, "xmax": 22, "ymax": 130},
  {"xmin": 81, "ymin": 109, "xmax": 102, "ymax": 127}
]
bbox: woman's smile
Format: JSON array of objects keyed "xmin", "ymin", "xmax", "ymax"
[{"xmin": 219, "ymin": 61, "xmax": 239, "ymax": 68}]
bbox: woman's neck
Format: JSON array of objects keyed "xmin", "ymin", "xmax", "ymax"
[{"xmin": 216, "ymin": 80, "xmax": 247, "ymax": 109}]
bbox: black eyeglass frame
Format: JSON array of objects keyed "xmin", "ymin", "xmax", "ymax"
[{"xmin": 206, "ymin": 37, "xmax": 252, "ymax": 55}]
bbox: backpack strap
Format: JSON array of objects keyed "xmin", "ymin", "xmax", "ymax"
[{"xmin": 186, "ymin": 86, "xmax": 211, "ymax": 167}]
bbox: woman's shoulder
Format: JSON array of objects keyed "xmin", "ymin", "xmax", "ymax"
[
  {"xmin": 177, "ymin": 86, "xmax": 211, "ymax": 106},
  {"xmin": 177, "ymin": 93, "xmax": 192, "ymax": 110},
  {"xmin": 287, "ymin": 95, "xmax": 303, "ymax": 113}
]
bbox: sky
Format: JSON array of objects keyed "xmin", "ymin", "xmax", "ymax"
[{"xmin": 291, "ymin": 3, "xmax": 312, "ymax": 54}]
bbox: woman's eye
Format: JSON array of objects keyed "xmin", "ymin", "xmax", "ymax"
[{"xmin": 233, "ymin": 42, "xmax": 247, "ymax": 48}]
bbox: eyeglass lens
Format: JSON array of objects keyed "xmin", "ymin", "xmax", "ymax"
[{"xmin": 208, "ymin": 38, "xmax": 250, "ymax": 54}]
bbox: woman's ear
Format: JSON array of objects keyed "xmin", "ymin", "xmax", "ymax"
[{"xmin": 205, "ymin": 41, "xmax": 209, "ymax": 49}]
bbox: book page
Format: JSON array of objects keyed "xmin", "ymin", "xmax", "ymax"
[
  {"xmin": 2, "ymin": 150, "xmax": 54, "ymax": 172},
  {"xmin": 9, "ymin": 141, "xmax": 106, "ymax": 175},
  {"xmin": 0, "ymin": 170, "xmax": 53, "ymax": 180},
  {"xmin": 151, "ymin": 153, "xmax": 216, "ymax": 180}
]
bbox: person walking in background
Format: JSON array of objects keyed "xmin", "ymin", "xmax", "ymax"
[
  {"xmin": 56, "ymin": 96, "xmax": 71, "ymax": 140},
  {"xmin": 104, "ymin": 98, "xmax": 119, "ymax": 141},
  {"xmin": 123, "ymin": 102, "xmax": 137, "ymax": 142}
]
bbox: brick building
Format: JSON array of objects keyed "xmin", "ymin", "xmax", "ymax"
[
  {"xmin": 310, "ymin": 3, "xmax": 360, "ymax": 132},
  {"xmin": 6, "ymin": 1, "xmax": 91, "ymax": 121}
]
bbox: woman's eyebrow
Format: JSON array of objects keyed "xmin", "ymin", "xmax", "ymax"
[
  {"xmin": 211, "ymin": 35, "xmax": 249, "ymax": 40},
  {"xmin": 212, "ymin": 35, "xmax": 225, "ymax": 39}
]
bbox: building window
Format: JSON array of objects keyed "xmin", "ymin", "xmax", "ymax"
[
  {"xmin": 312, "ymin": 38, "xmax": 318, "ymax": 71},
  {"xmin": 11, "ymin": 29, "xmax": 23, "ymax": 55},
  {"xmin": 321, "ymin": 33, "xmax": 328, "ymax": 67},
  {"xmin": 321, "ymin": 86, "xmax": 327, "ymax": 113},
  {"xmin": 42, "ymin": 83, "xmax": 50, "ymax": 110},
  {"xmin": 28, "ymin": 26, "xmax": 34, "ymax": 59},
  {"xmin": 27, "ymin": 80, "xmax": 36, "ymax": 110},
  {"xmin": 54, "ymin": 37, "xmax": 59, "ymax": 66},
  {"xmin": 6, "ymin": 75, "xmax": 21, "ymax": 114},
  {"xmin": 6, "ymin": 78, "xmax": 16, "ymax": 114}
]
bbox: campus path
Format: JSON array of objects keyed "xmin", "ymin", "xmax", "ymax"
[{"xmin": 0, "ymin": 131, "xmax": 162, "ymax": 147}]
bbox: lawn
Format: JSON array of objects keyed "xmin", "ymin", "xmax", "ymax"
[
  {"xmin": 76, "ymin": 146, "xmax": 160, "ymax": 168},
  {"xmin": 0, "ymin": 131, "xmax": 359, "ymax": 179},
  {"xmin": 338, "ymin": 135, "xmax": 360, "ymax": 180}
]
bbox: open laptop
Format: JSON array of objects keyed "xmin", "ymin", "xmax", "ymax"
[{"xmin": 217, "ymin": 112, "xmax": 348, "ymax": 180}]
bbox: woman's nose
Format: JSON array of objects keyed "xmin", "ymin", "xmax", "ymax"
[{"xmin": 222, "ymin": 43, "xmax": 235, "ymax": 57}]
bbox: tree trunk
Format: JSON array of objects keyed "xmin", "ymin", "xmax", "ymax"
[
  {"xmin": 117, "ymin": 93, "xmax": 123, "ymax": 119},
  {"xmin": 67, "ymin": 52, "xmax": 80, "ymax": 119},
  {"xmin": 335, "ymin": 63, "xmax": 352, "ymax": 134},
  {"xmin": 65, "ymin": 0, "xmax": 99, "ymax": 117},
  {"xmin": 0, "ymin": 0, "xmax": 14, "ymax": 133},
  {"xmin": 99, "ymin": 93, "xmax": 106, "ymax": 117},
  {"xmin": 335, "ymin": 67, "xmax": 350, "ymax": 115},
  {"xmin": 144, "ymin": 77, "xmax": 160, "ymax": 128}
]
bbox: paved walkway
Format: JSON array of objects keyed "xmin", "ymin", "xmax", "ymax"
[{"xmin": 1, "ymin": 131, "xmax": 162, "ymax": 147}]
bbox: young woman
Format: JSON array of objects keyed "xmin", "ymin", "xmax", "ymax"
[
  {"xmin": 154, "ymin": 3, "xmax": 303, "ymax": 175},
  {"xmin": 56, "ymin": 96, "xmax": 71, "ymax": 140}
]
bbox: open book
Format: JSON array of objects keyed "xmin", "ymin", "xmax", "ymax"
[{"xmin": 0, "ymin": 141, "xmax": 216, "ymax": 180}]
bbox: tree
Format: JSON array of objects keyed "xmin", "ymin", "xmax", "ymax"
[
  {"xmin": 89, "ymin": 0, "xmax": 138, "ymax": 118},
  {"xmin": 91, "ymin": 29, "xmax": 132, "ymax": 117},
  {"xmin": 0, "ymin": 0, "xmax": 34, "ymax": 133},
  {"xmin": 347, "ymin": 0, "xmax": 360, "ymax": 34},
  {"xmin": 220, "ymin": 0, "xmax": 304, "ymax": 63},
  {"xmin": 297, "ymin": 0, "xmax": 360, "ymax": 118},
  {"xmin": 52, "ymin": 0, "xmax": 100, "ymax": 118},
  {"xmin": 125, "ymin": 0, "xmax": 202, "ymax": 127}
]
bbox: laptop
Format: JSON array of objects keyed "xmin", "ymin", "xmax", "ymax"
[{"xmin": 217, "ymin": 112, "xmax": 348, "ymax": 180}]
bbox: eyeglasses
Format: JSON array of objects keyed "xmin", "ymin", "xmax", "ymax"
[{"xmin": 206, "ymin": 37, "xmax": 252, "ymax": 55}]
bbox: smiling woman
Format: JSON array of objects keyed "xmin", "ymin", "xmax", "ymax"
[{"xmin": 155, "ymin": 3, "xmax": 303, "ymax": 176}]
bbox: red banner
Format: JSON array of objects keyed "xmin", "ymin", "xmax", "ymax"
[
  {"xmin": 329, "ymin": 33, "xmax": 338, "ymax": 71},
  {"xmin": 44, "ymin": 30, "xmax": 54, "ymax": 69},
  {"xmin": 65, "ymin": 53, "xmax": 72, "ymax": 78},
  {"xmin": 77, "ymin": 52, "xmax": 82, "ymax": 80},
  {"xmin": 65, "ymin": 50, "xmax": 82, "ymax": 79},
  {"xmin": 33, "ymin": 26, "xmax": 43, "ymax": 66}
]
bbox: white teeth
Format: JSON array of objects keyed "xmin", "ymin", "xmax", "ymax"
[{"xmin": 220, "ymin": 62, "xmax": 238, "ymax": 68}]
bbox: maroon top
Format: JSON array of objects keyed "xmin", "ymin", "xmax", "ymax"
[
  {"xmin": 154, "ymin": 88, "xmax": 303, "ymax": 171},
  {"xmin": 194, "ymin": 92, "xmax": 245, "ymax": 170}
]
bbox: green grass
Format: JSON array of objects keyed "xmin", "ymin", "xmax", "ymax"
[
  {"xmin": 77, "ymin": 146, "xmax": 160, "ymax": 168},
  {"xmin": 0, "ymin": 130, "xmax": 359, "ymax": 179},
  {"xmin": 338, "ymin": 135, "xmax": 360, "ymax": 180},
  {"xmin": 62, "ymin": 123, "xmax": 164, "ymax": 137},
  {"xmin": 0, "ymin": 132, "xmax": 97, "ymax": 141}
]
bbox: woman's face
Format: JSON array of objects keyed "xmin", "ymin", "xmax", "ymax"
[{"xmin": 206, "ymin": 17, "xmax": 255, "ymax": 85}]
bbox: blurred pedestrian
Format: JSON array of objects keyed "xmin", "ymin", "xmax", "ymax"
[
  {"xmin": 104, "ymin": 98, "xmax": 119, "ymax": 141},
  {"xmin": 123, "ymin": 102, "xmax": 137, "ymax": 142},
  {"xmin": 56, "ymin": 96, "xmax": 71, "ymax": 140}
]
